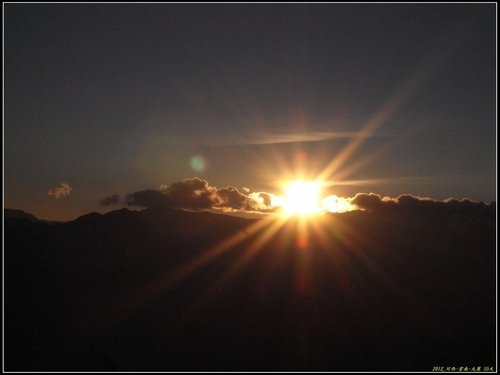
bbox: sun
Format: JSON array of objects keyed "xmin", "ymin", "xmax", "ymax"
[{"xmin": 282, "ymin": 180, "xmax": 322, "ymax": 216}]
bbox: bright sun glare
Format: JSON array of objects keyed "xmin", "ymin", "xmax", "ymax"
[{"xmin": 282, "ymin": 180, "xmax": 322, "ymax": 216}]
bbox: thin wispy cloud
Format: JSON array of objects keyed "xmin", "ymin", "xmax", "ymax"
[
  {"xmin": 324, "ymin": 175, "xmax": 492, "ymax": 187},
  {"xmin": 190, "ymin": 131, "xmax": 384, "ymax": 146},
  {"xmin": 324, "ymin": 176, "xmax": 441, "ymax": 187},
  {"xmin": 48, "ymin": 182, "xmax": 72, "ymax": 199}
]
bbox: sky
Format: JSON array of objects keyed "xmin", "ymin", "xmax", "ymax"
[{"xmin": 4, "ymin": 3, "xmax": 496, "ymax": 221}]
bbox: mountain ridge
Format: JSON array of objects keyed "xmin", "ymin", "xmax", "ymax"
[{"xmin": 4, "ymin": 204, "xmax": 496, "ymax": 371}]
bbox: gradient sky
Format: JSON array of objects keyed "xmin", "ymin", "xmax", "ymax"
[{"xmin": 4, "ymin": 3, "xmax": 496, "ymax": 221}]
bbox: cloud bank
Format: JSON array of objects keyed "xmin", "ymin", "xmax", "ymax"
[
  {"xmin": 119, "ymin": 178, "xmax": 277, "ymax": 213},
  {"xmin": 349, "ymin": 192, "xmax": 495, "ymax": 216},
  {"xmin": 48, "ymin": 182, "xmax": 72, "ymax": 199},
  {"xmin": 99, "ymin": 178, "xmax": 494, "ymax": 217}
]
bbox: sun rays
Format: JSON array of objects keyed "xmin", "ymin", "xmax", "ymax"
[{"xmin": 111, "ymin": 69, "xmax": 434, "ymax": 325}]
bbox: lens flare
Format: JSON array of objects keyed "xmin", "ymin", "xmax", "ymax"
[{"xmin": 190, "ymin": 155, "xmax": 205, "ymax": 172}]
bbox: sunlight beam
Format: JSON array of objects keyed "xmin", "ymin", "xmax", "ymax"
[
  {"xmin": 195, "ymin": 216, "xmax": 289, "ymax": 304},
  {"xmin": 316, "ymin": 73, "xmax": 429, "ymax": 183}
]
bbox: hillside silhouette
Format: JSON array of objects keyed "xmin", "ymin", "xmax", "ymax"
[
  {"xmin": 4, "ymin": 208, "xmax": 40, "ymax": 222},
  {"xmin": 4, "ymin": 206, "xmax": 496, "ymax": 371}
]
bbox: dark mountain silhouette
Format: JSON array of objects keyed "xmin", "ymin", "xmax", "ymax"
[
  {"xmin": 4, "ymin": 208, "xmax": 40, "ymax": 222},
  {"xmin": 4, "ymin": 206, "xmax": 496, "ymax": 371}
]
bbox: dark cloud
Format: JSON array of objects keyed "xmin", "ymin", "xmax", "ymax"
[
  {"xmin": 350, "ymin": 192, "xmax": 387, "ymax": 210},
  {"xmin": 216, "ymin": 186, "xmax": 252, "ymax": 210},
  {"xmin": 351, "ymin": 192, "xmax": 494, "ymax": 217},
  {"xmin": 161, "ymin": 178, "xmax": 215, "ymax": 209},
  {"xmin": 125, "ymin": 189, "xmax": 170, "ymax": 208},
  {"xmin": 118, "ymin": 178, "xmax": 276, "ymax": 213},
  {"xmin": 99, "ymin": 194, "xmax": 121, "ymax": 206},
  {"xmin": 256, "ymin": 192, "xmax": 273, "ymax": 207}
]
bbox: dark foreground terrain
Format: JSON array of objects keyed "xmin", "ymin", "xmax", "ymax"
[{"xmin": 4, "ymin": 205, "xmax": 496, "ymax": 371}]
